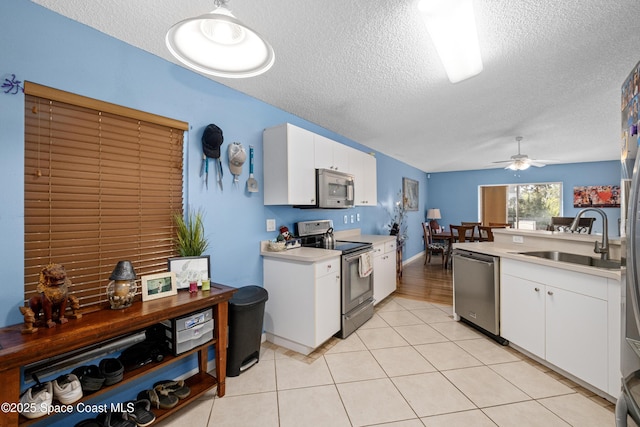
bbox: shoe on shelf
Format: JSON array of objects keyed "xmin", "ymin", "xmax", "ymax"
[
  {"xmin": 137, "ymin": 388, "xmax": 178, "ymax": 410},
  {"xmin": 95, "ymin": 410, "xmax": 137, "ymax": 427},
  {"xmin": 53, "ymin": 373, "xmax": 83, "ymax": 404},
  {"xmin": 19, "ymin": 381, "xmax": 52, "ymax": 419},
  {"xmin": 72, "ymin": 365, "xmax": 106, "ymax": 393},
  {"xmin": 153, "ymin": 379, "xmax": 191, "ymax": 400},
  {"xmin": 125, "ymin": 399, "xmax": 156, "ymax": 427},
  {"xmin": 99, "ymin": 358, "xmax": 125, "ymax": 386}
]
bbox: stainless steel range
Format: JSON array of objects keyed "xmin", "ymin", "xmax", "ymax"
[{"xmin": 296, "ymin": 220, "xmax": 374, "ymax": 338}]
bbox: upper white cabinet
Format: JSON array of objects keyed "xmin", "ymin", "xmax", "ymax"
[
  {"xmin": 263, "ymin": 123, "xmax": 377, "ymax": 206},
  {"xmin": 263, "ymin": 123, "xmax": 316, "ymax": 205},
  {"xmin": 349, "ymin": 149, "xmax": 377, "ymax": 206},
  {"xmin": 314, "ymin": 134, "xmax": 350, "ymax": 172}
]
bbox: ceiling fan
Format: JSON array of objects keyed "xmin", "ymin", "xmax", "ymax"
[{"xmin": 492, "ymin": 136, "xmax": 553, "ymax": 170}]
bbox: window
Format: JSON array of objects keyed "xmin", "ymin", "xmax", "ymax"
[
  {"xmin": 507, "ymin": 183, "xmax": 562, "ymax": 230},
  {"xmin": 24, "ymin": 82, "xmax": 187, "ymax": 311}
]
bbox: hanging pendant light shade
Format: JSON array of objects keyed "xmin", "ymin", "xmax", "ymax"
[{"xmin": 166, "ymin": 0, "xmax": 275, "ymax": 78}]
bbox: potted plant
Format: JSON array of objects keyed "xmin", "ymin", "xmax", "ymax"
[{"xmin": 173, "ymin": 209, "xmax": 209, "ymax": 256}]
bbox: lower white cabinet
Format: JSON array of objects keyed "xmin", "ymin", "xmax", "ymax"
[
  {"xmin": 372, "ymin": 240, "xmax": 397, "ymax": 305},
  {"xmin": 500, "ymin": 258, "xmax": 618, "ymax": 397},
  {"xmin": 263, "ymin": 256, "xmax": 341, "ymax": 355}
]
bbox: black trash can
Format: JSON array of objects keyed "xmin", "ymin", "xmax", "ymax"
[{"xmin": 227, "ymin": 285, "xmax": 269, "ymax": 377}]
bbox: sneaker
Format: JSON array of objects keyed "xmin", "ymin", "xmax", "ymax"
[
  {"xmin": 19, "ymin": 381, "xmax": 52, "ymax": 419},
  {"xmin": 53, "ymin": 373, "xmax": 83, "ymax": 404}
]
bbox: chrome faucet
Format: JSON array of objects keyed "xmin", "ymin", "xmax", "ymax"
[{"xmin": 570, "ymin": 208, "xmax": 609, "ymax": 260}]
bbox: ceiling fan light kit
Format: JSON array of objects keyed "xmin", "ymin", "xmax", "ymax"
[
  {"xmin": 166, "ymin": 0, "xmax": 275, "ymax": 78},
  {"xmin": 416, "ymin": 0, "xmax": 483, "ymax": 83},
  {"xmin": 493, "ymin": 136, "xmax": 554, "ymax": 170}
]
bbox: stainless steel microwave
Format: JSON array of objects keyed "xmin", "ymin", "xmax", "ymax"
[{"xmin": 316, "ymin": 169, "xmax": 354, "ymax": 209}]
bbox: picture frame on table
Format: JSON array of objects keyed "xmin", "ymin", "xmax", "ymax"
[
  {"xmin": 168, "ymin": 255, "xmax": 211, "ymax": 289},
  {"xmin": 141, "ymin": 271, "xmax": 177, "ymax": 302},
  {"xmin": 403, "ymin": 177, "xmax": 419, "ymax": 211}
]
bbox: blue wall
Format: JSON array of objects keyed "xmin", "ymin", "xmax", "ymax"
[
  {"xmin": 426, "ymin": 161, "xmax": 621, "ymax": 237},
  {"xmin": 0, "ymin": 0, "xmax": 428, "ymax": 328}
]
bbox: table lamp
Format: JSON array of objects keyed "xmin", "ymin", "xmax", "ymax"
[{"xmin": 427, "ymin": 208, "xmax": 442, "ymax": 232}]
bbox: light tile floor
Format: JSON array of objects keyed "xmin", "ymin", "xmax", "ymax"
[{"xmin": 155, "ymin": 296, "xmax": 623, "ymax": 427}]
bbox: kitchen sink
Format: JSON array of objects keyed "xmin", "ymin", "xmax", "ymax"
[{"xmin": 517, "ymin": 251, "xmax": 621, "ymax": 270}]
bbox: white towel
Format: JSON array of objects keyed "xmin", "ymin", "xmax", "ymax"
[{"xmin": 359, "ymin": 252, "xmax": 373, "ymax": 278}]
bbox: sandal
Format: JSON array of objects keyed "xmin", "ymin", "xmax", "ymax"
[
  {"xmin": 137, "ymin": 388, "xmax": 178, "ymax": 410},
  {"xmin": 153, "ymin": 379, "xmax": 191, "ymax": 399},
  {"xmin": 125, "ymin": 399, "xmax": 155, "ymax": 427},
  {"xmin": 95, "ymin": 410, "xmax": 136, "ymax": 427}
]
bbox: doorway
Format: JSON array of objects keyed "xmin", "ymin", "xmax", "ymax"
[{"xmin": 481, "ymin": 186, "xmax": 508, "ymax": 225}]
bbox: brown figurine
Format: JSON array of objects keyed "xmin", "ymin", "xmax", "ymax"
[
  {"xmin": 18, "ymin": 306, "xmax": 38, "ymax": 334},
  {"xmin": 28, "ymin": 263, "xmax": 81, "ymax": 328}
]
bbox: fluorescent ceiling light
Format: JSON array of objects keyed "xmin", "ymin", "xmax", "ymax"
[
  {"xmin": 417, "ymin": 0, "xmax": 483, "ymax": 83},
  {"xmin": 166, "ymin": 1, "xmax": 274, "ymax": 78}
]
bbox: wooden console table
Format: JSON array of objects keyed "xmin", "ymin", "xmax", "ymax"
[{"xmin": 0, "ymin": 283, "xmax": 236, "ymax": 427}]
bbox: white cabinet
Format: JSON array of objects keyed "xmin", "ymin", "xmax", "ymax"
[
  {"xmin": 349, "ymin": 149, "xmax": 377, "ymax": 206},
  {"xmin": 263, "ymin": 256, "xmax": 341, "ymax": 355},
  {"xmin": 372, "ymin": 239, "xmax": 396, "ymax": 305},
  {"xmin": 263, "ymin": 123, "xmax": 316, "ymax": 205},
  {"xmin": 500, "ymin": 258, "xmax": 617, "ymax": 396},
  {"xmin": 263, "ymin": 122, "xmax": 378, "ymax": 206},
  {"xmin": 314, "ymin": 134, "xmax": 350, "ymax": 172}
]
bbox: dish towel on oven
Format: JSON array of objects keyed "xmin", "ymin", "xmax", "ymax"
[{"xmin": 358, "ymin": 252, "xmax": 373, "ymax": 278}]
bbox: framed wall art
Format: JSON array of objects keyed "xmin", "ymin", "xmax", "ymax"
[
  {"xmin": 140, "ymin": 271, "xmax": 177, "ymax": 302},
  {"xmin": 573, "ymin": 185, "xmax": 620, "ymax": 208},
  {"xmin": 403, "ymin": 177, "xmax": 419, "ymax": 211},
  {"xmin": 168, "ymin": 255, "xmax": 211, "ymax": 289}
]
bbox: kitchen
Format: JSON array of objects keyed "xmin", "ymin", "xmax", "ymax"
[{"xmin": 1, "ymin": 1, "xmax": 638, "ymax": 426}]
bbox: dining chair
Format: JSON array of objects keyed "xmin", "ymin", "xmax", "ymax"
[
  {"xmin": 422, "ymin": 222, "xmax": 446, "ymax": 267},
  {"xmin": 489, "ymin": 222, "xmax": 511, "ymax": 227},
  {"xmin": 461, "ymin": 221, "xmax": 481, "ymax": 241},
  {"xmin": 478, "ymin": 225, "xmax": 506, "ymax": 242},
  {"xmin": 549, "ymin": 217, "xmax": 595, "ymax": 234},
  {"xmin": 450, "ymin": 225, "xmax": 475, "ymax": 243}
]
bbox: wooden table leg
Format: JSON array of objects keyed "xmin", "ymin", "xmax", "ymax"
[{"xmin": 214, "ymin": 301, "xmax": 228, "ymax": 397}]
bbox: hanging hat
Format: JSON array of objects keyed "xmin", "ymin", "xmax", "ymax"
[
  {"xmin": 202, "ymin": 124, "xmax": 223, "ymax": 159},
  {"xmin": 228, "ymin": 142, "xmax": 246, "ymax": 176}
]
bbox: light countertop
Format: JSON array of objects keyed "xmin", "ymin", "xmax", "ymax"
[
  {"xmin": 453, "ymin": 241, "xmax": 621, "ymax": 280},
  {"xmin": 260, "ymin": 231, "xmax": 396, "ymax": 263}
]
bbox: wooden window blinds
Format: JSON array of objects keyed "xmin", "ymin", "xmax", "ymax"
[{"xmin": 24, "ymin": 82, "xmax": 187, "ymax": 312}]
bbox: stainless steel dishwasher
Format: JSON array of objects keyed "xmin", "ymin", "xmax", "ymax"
[{"xmin": 452, "ymin": 249, "xmax": 507, "ymax": 345}]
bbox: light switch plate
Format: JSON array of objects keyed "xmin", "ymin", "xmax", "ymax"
[
  {"xmin": 350, "ymin": 215, "xmax": 354, "ymax": 223},
  {"xmin": 356, "ymin": 213, "xmax": 360, "ymax": 222},
  {"xmin": 266, "ymin": 219, "xmax": 276, "ymax": 232},
  {"xmin": 344, "ymin": 215, "xmax": 348, "ymax": 224}
]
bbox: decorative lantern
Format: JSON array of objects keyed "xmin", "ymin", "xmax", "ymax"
[{"xmin": 106, "ymin": 261, "xmax": 137, "ymax": 309}]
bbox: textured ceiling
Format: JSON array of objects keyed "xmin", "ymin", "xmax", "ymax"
[{"xmin": 30, "ymin": 0, "xmax": 640, "ymax": 172}]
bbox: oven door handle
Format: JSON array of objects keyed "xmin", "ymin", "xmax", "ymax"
[
  {"xmin": 344, "ymin": 250, "xmax": 373, "ymax": 263},
  {"xmin": 345, "ymin": 299, "xmax": 373, "ymax": 320}
]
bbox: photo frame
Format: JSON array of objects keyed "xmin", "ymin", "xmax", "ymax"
[
  {"xmin": 141, "ymin": 271, "xmax": 177, "ymax": 302},
  {"xmin": 403, "ymin": 177, "xmax": 419, "ymax": 211},
  {"xmin": 168, "ymin": 255, "xmax": 211, "ymax": 289}
]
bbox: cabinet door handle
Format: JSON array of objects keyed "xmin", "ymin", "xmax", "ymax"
[
  {"xmin": 547, "ymin": 291, "xmax": 554, "ymax": 295},
  {"xmin": 534, "ymin": 287, "xmax": 540, "ymax": 292}
]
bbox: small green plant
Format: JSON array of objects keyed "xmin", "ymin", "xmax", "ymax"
[{"xmin": 173, "ymin": 209, "xmax": 209, "ymax": 256}]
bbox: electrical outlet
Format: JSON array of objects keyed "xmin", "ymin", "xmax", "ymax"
[
  {"xmin": 512, "ymin": 235, "xmax": 524, "ymax": 243},
  {"xmin": 356, "ymin": 213, "xmax": 360, "ymax": 222},
  {"xmin": 343, "ymin": 215, "xmax": 348, "ymax": 224},
  {"xmin": 266, "ymin": 219, "xmax": 276, "ymax": 232},
  {"xmin": 350, "ymin": 215, "xmax": 354, "ymax": 223}
]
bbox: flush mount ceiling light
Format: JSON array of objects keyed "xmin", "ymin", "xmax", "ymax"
[
  {"xmin": 416, "ymin": 0, "xmax": 483, "ymax": 83},
  {"xmin": 166, "ymin": 0, "xmax": 275, "ymax": 78}
]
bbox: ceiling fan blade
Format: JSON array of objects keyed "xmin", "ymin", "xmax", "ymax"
[{"xmin": 491, "ymin": 160, "xmax": 514, "ymax": 164}]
